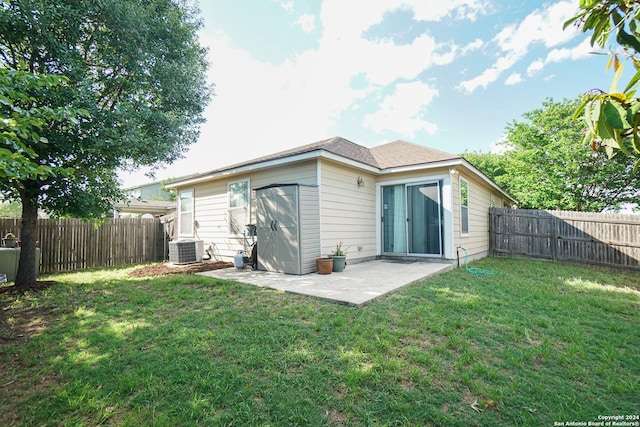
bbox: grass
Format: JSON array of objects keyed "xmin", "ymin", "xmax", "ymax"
[{"xmin": 1, "ymin": 258, "xmax": 638, "ymax": 426}]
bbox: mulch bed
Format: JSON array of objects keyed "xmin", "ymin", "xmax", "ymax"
[
  {"xmin": 0, "ymin": 262, "xmax": 233, "ymax": 295},
  {"xmin": 128, "ymin": 261, "xmax": 234, "ymax": 278}
]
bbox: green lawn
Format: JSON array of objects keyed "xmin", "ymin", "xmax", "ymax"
[{"xmin": 1, "ymin": 258, "xmax": 638, "ymax": 426}]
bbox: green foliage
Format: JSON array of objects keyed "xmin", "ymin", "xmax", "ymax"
[
  {"xmin": 331, "ymin": 241, "xmax": 346, "ymax": 256},
  {"xmin": 0, "ymin": 201, "xmax": 21, "ymax": 218},
  {"xmin": 0, "ymin": 68, "xmax": 82, "ymax": 184},
  {"xmin": 564, "ymin": 0, "xmax": 640, "ymax": 170},
  {"xmin": 464, "ymin": 98, "xmax": 640, "ymax": 211},
  {"xmin": 0, "ymin": 0, "xmax": 210, "ymax": 284},
  {"xmin": 0, "ymin": 0, "xmax": 210, "ymax": 218},
  {"xmin": 159, "ymin": 178, "xmax": 179, "ymax": 202}
]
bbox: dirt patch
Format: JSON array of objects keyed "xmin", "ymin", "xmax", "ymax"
[
  {"xmin": 0, "ymin": 305, "xmax": 55, "ymax": 342},
  {"xmin": 128, "ymin": 261, "xmax": 233, "ymax": 278}
]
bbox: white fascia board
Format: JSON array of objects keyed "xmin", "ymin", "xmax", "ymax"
[
  {"xmin": 378, "ymin": 158, "xmax": 464, "ymax": 175},
  {"xmin": 165, "ymin": 150, "xmax": 379, "ymax": 189},
  {"xmin": 458, "ymin": 160, "xmax": 516, "ymax": 203},
  {"xmin": 380, "ymin": 158, "xmax": 515, "ymax": 203},
  {"xmin": 318, "ymin": 152, "xmax": 380, "ymax": 173}
]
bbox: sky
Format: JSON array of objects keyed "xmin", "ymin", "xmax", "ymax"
[{"xmin": 120, "ymin": 0, "xmax": 617, "ymax": 188}]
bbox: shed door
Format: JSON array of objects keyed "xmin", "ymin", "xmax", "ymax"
[
  {"xmin": 256, "ymin": 186, "xmax": 300, "ymax": 273},
  {"xmin": 382, "ymin": 181, "xmax": 443, "ymax": 256}
]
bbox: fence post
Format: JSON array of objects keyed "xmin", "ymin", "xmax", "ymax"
[
  {"xmin": 489, "ymin": 208, "xmax": 494, "ymax": 257},
  {"xmin": 550, "ymin": 213, "xmax": 557, "ymax": 261}
]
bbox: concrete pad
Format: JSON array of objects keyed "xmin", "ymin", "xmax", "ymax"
[{"xmin": 197, "ymin": 259, "xmax": 453, "ymax": 307}]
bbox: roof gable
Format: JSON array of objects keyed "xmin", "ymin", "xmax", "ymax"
[
  {"xmin": 224, "ymin": 136, "xmax": 380, "ymax": 169},
  {"xmin": 370, "ymin": 140, "xmax": 460, "ymax": 169}
]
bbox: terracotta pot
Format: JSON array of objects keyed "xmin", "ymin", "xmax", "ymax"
[{"xmin": 316, "ymin": 257, "xmax": 333, "ymax": 274}]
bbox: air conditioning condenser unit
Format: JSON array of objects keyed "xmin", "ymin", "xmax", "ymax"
[{"xmin": 169, "ymin": 240, "xmax": 203, "ymax": 264}]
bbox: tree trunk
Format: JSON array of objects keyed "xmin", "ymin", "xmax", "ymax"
[{"xmin": 14, "ymin": 188, "xmax": 39, "ymax": 286}]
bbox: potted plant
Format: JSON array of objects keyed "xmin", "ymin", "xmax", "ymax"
[
  {"xmin": 3, "ymin": 232, "xmax": 17, "ymax": 248},
  {"xmin": 316, "ymin": 257, "xmax": 333, "ymax": 274},
  {"xmin": 329, "ymin": 241, "xmax": 347, "ymax": 272}
]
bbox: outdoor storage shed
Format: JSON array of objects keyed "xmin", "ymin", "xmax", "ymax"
[{"xmin": 255, "ymin": 184, "xmax": 320, "ymax": 274}]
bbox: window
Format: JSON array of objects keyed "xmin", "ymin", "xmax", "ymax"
[
  {"xmin": 229, "ymin": 180, "xmax": 249, "ymax": 235},
  {"xmin": 179, "ymin": 190, "xmax": 194, "ymax": 236},
  {"xmin": 460, "ymin": 178, "xmax": 469, "ymax": 235}
]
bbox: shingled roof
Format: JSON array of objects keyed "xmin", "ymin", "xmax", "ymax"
[
  {"xmin": 217, "ymin": 137, "xmax": 460, "ymax": 171},
  {"xmin": 370, "ymin": 140, "xmax": 460, "ymax": 169},
  {"xmin": 168, "ymin": 137, "xmax": 462, "ymax": 187},
  {"xmin": 234, "ymin": 136, "xmax": 381, "ymax": 169}
]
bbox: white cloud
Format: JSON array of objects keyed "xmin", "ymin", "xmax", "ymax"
[
  {"xmin": 461, "ymin": 38, "xmax": 484, "ymax": 54},
  {"xmin": 278, "ymin": 1, "xmax": 294, "ymax": 13},
  {"xmin": 411, "ymin": 0, "xmax": 492, "ymax": 22},
  {"xmin": 459, "ymin": 0, "xmax": 579, "ymax": 93},
  {"xmin": 458, "ymin": 52, "xmax": 519, "ymax": 93},
  {"xmin": 296, "ymin": 13, "xmax": 316, "ymax": 33},
  {"xmin": 526, "ymin": 59, "xmax": 545, "ymax": 76},
  {"xmin": 544, "ymin": 38, "xmax": 594, "ymax": 64},
  {"xmin": 546, "ymin": 39, "xmax": 593, "ymax": 62},
  {"xmin": 505, "ymin": 72, "xmax": 523, "ymax": 86},
  {"xmin": 528, "ymin": 38, "xmax": 594, "ymax": 76},
  {"xmin": 490, "ymin": 136, "xmax": 512, "ymax": 154},
  {"xmin": 362, "ymin": 81, "xmax": 439, "ymax": 137},
  {"xmin": 120, "ymin": 0, "xmax": 494, "ymax": 186},
  {"xmin": 494, "ymin": 0, "xmax": 576, "ymax": 53}
]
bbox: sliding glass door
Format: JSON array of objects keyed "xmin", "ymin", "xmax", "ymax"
[
  {"xmin": 382, "ymin": 185, "xmax": 407, "ymax": 254},
  {"xmin": 382, "ymin": 181, "xmax": 443, "ymax": 256}
]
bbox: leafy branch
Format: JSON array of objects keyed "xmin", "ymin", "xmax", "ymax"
[{"xmin": 565, "ymin": 0, "xmax": 640, "ymax": 172}]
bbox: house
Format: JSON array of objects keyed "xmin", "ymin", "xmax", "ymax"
[
  {"xmin": 115, "ymin": 179, "xmax": 178, "ymax": 218},
  {"xmin": 124, "ymin": 180, "xmax": 175, "ymax": 202},
  {"xmin": 114, "ymin": 199, "xmax": 176, "ymax": 218},
  {"xmin": 165, "ymin": 137, "xmax": 516, "ymax": 273}
]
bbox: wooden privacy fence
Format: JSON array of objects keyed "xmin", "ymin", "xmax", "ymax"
[
  {"xmin": 489, "ymin": 208, "xmax": 640, "ymax": 271},
  {"xmin": 0, "ymin": 217, "xmax": 165, "ymax": 275}
]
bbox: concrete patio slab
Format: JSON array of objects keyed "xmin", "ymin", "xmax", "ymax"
[{"xmin": 197, "ymin": 259, "xmax": 453, "ymax": 307}]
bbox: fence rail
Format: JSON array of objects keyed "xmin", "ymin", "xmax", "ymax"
[
  {"xmin": 489, "ymin": 208, "xmax": 640, "ymax": 271},
  {"xmin": 0, "ymin": 217, "xmax": 165, "ymax": 275}
]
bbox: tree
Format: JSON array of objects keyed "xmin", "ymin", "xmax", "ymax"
[
  {"xmin": 564, "ymin": 0, "xmax": 640, "ymax": 170},
  {"xmin": 1, "ymin": 68, "xmax": 88, "ymax": 283},
  {"xmin": 464, "ymin": 98, "xmax": 640, "ymax": 211},
  {"xmin": 0, "ymin": 0, "xmax": 211, "ymax": 285}
]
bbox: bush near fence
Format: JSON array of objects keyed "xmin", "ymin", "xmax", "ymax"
[
  {"xmin": 0, "ymin": 217, "xmax": 166, "ymax": 275},
  {"xmin": 489, "ymin": 208, "xmax": 640, "ymax": 271}
]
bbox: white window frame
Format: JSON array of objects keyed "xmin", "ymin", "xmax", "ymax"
[
  {"xmin": 459, "ymin": 178, "xmax": 470, "ymax": 236},
  {"xmin": 228, "ymin": 179, "xmax": 250, "ymax": 237},
  {"xmin": 375, "ymin": 173, "xmax": 455, "ymax": 259},
  {"xmin": 179, "ymin": 189, "xmax": 195, "ymax": 237}
]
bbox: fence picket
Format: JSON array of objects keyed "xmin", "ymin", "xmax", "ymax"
[
  {"xmin": 0, "ymin": 217, "xmax": 165, "ymax": 275},
  {"xmin": 489, "ymin": 208, "xmax": 640, "ymax": 271}
]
